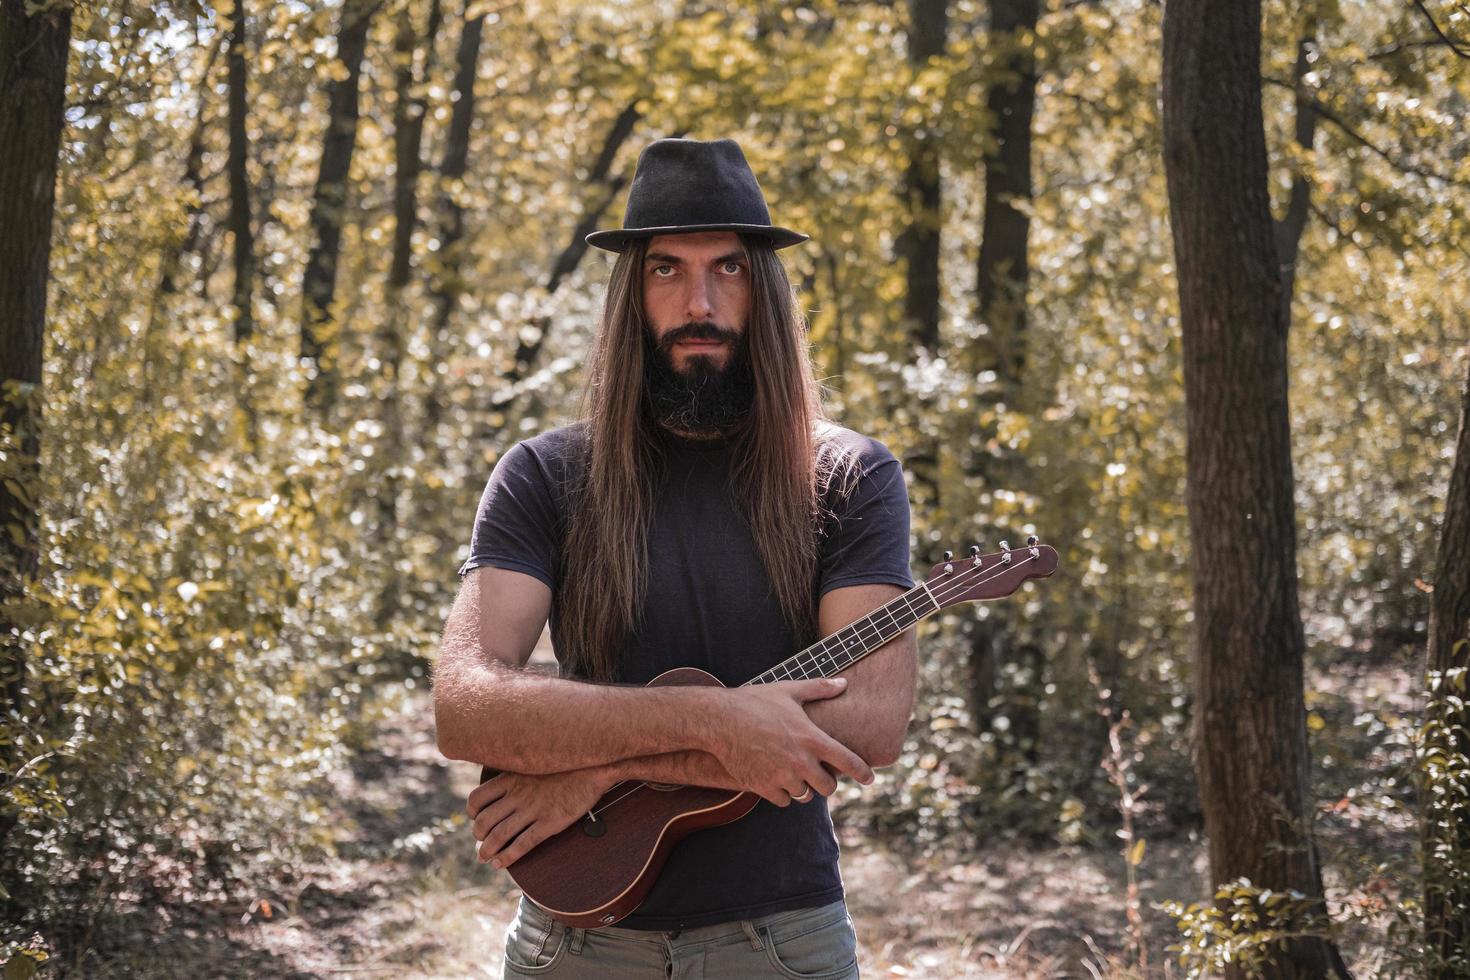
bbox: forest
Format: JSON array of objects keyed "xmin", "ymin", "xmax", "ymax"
[{"xmin": 2, "ymin": 0, "xmax": 1469, "ymax": 977}]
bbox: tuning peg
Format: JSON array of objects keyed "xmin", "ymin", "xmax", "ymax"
[
  {"xmin": 999, "ymin": 540, "xmax": 1010, "ymax": 551},
  {"xmin": 1026, "ymin": 535, "xmax": 1038, "ymax": 547},
  {"xmin": 942, "ymin": 550, "xmax": 953, "ymax": 562},
  {"xmin": 969, "ymin": 545, "xmax": 980, "ymax": 558}
]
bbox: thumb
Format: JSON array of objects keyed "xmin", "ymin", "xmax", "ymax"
[{"xmin": 793, "ymin": 677, "xmax": 847, "ymax": 702}]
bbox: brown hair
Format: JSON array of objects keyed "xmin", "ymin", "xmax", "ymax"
[{"xmin": 554, "ymin": 235, "xmax": 853, "ymax": 682}]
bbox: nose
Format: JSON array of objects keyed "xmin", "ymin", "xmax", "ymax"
[{"xmin": 684, "ymin": 270, "xmax": 714, "ymax": 321}]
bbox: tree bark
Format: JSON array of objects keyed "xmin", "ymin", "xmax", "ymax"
[
  {"xmin": 1272, "ymin": 9, "xmax": 1320, "ymax": 326},
  {"xmin": 301, "ymin": 0, "xmax": 379, "ymax": 414},
  {"xmin": 424, "ymin": 5, "xmax": 486, "ymax": 432},
  {"xmin": 1424, "ymin": 354, "xmax": 1470, "ymax": 976},
  {"xmin": 0, "ymin": 0, "xmax": 72, "ymax": 846},
  {"xmin": 975, "ymin": 0, "xmax": 1037, "ymax": 385},
  {"xmin": 1161, "ymin": 0, "xmax": 1343, "ymax": 974},
  {"xmin": 897, "ymin": 0, "xmax": 947, "ymax": 353},
  {"xmin": 374, "ymin": 0, "xmax": 442, "ymax": 628},
  {"xmin": 895, "ymin": 0, "xmax": 947, "ymax": 514},
  {"xmin": 225, "ymin": 0, "xmax": 255, "ymax": 346},
  {"xmin": 967, "ymin": 0, "xmax": 1039, "ymax": 754}
]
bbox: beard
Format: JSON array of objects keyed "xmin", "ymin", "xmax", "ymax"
[{"xmin": 644, "ymin": 320, "xmax": 755, "ymax": 435}]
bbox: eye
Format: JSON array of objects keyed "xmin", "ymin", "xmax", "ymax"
[
  {"xmin": 722, "ymin": 260, "xmax": 744, "ymax": 274},
  {"xmin": 650, "ymin": 264, "xmax": 675, "ymax": 277}
]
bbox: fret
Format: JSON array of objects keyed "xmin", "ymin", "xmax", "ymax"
[{"xmin": 744, "ymin": 584, "xmax": 944, "ymax": 687}]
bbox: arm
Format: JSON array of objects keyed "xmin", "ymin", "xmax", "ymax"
[
  {"xmin": 434, "ymin": 566, "xmax": 873, "ymax": 787},
  {"xmin": 433, "ymin": 566, "xmax": 732, "ymax": 773},
  {"xmin": 565, "ymin": 582, "xmax": 918, "ymax": 786},
  {"xmin": 802, "ymin": 582, "xmax": 919, "ymax": 768}
]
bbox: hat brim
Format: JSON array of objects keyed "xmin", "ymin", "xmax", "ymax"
[{"xmin": 585, "ymin": 223, "xmax": 809, "ymax": 253}]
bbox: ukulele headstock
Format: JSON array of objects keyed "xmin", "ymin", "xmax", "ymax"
[{"xmin": 922, "ymin": 536, "xmax": 1059, "ymax": 611}]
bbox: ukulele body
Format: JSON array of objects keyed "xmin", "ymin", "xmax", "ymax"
[{"xmin": 483, "ymin": 667, "xmax": 759, "ymax": 929}]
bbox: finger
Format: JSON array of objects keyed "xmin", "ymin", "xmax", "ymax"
[
  {"xmin": 763, "ymin": 786, "xmax": 793, "ymax": 808},
  {"xmin": 820, "ymin": 738, "xmax": 875, "ymax": 786},
  {"xmin": 803, "ymin": 764, "xmax": 838, "ymax": 798},
  {"xmin": 497, "ymin": 824, "xmax": 552, "ymax": 868},
  {"xmin": 480, "ymin": 810, "xmax": 535, "ymax": 864},
  {"xmin": 791, "ymin": 677, "xmax": 847, "ymax": 703},
  {"xmin": 466, "ymin": 777, "xmax": 508, "ymax": 819},
  {"xmin": 473, "ymin": 798, "xmax": 516, "ymax": 842},
  {"xmin": 784, "ymin": 777, "xmax": 813, "ymax": 800}
]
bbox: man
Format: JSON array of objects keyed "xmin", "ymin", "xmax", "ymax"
[{"xmin": 434, "ymin": 137, "xmax": 918, "ymax": 979}]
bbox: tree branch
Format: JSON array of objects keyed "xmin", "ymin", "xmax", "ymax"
[
  {"xmin": 1411, "ymin": 0, "xmax": 1470, "ymax": 58},
  {"xmin": 1263, "ymin": 77, "xmax": 1469, "ymax": 188}
]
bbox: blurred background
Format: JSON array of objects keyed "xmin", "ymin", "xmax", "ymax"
[{"xmin": 2, "ymin": 0, "xmax": 1468, "ymax": 976}]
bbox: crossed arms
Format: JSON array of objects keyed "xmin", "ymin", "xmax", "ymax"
[{"xmin": 432, "ymin": 565, "xmax": 918, "ymax": 869}]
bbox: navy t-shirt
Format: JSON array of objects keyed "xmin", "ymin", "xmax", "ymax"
[{"xmin": 456, "ymin": 421, "xmax": 914, "ymax": 929}]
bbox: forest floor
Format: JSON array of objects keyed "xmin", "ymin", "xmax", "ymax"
[{"xmin": 76, "ymin": 645, "xmax": 1422, "ymax": 979}]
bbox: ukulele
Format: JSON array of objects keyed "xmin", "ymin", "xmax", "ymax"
[{"xmin": 479, "ymin": 537, "xmax": 1059, "ymax": 927}]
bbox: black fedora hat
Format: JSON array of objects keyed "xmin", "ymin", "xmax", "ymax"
[{"xmin": 586, "ymin": 137, "xmax": 809, "ymax": 252}]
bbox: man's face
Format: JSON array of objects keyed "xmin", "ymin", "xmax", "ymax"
[
  {"xmin": 640, "ymin": 231, "xmax": 755, "ymax": 434},
  {"xmin": 641, "ymin": 231, "xmax": 751, "ymax": 374}
]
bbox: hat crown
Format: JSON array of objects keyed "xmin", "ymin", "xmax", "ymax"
[
  {"xmin": 584, "ymin": 137, "xmax": 807, "ymax": 252},
  {"xmin": 622, "ymin": 138, "xmax": 772, "ymax": 231}
]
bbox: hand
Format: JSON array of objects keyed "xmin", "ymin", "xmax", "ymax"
[
  {"xmin": 709, "ymin": 677, "xmax": 874, "ymax": 807},
  {"xmin": 466, "ymin": 768, "xmax": 612, "ymax": 869}
]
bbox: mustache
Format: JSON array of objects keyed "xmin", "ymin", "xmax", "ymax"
[{"xmin": 657, "ymin": 321, "xmax": 741, "ymax": 351}]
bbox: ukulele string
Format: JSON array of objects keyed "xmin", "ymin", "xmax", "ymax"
[
  {"xmin": 757, "ymin": 551, "xmax": 1044, "ymax": 686},
  {"xmin": 584, "ymin": 552, "xmax": 1042, "ymax": 821}
]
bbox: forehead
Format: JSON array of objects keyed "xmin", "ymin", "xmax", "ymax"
[{"xmin": 643, "ymin": 231, "xmax": 746, "ymax": 260}]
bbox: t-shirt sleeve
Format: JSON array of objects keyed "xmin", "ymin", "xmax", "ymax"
[
  {"xmin": 817, "ymin": 439, "xmax": 915, "ymax": 598},
  {"xmin": 456, "ymin": 441, "xmax": 561, "ymax": 588}
]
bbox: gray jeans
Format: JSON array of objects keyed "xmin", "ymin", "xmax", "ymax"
[{"xmin": 500, "ymin": 895, "xmax": 861, "ymax": 979}]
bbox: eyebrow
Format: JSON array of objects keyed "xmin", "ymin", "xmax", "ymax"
[{"xmin": 644, "ymin": 250, "xmax": 748, "ymax": 266}]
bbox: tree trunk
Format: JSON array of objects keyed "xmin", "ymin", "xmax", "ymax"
[
  {"xmin": 975, "ymin": 0, "xmax": 1037, "ymax": 385},
  {"xmin": 967, "ymin": 0, "xmax": 1038, "ymax": 756},
  {"xmin": 1161, "ymin": 0, "xmax": 1343, "ymax": 974},
  {"xmin": 895, "ymin": 0, "xmax": 947, "ymax": 513},
  {"xmin": 1424, "ymin": 354, "xmax": 1470, "ymax": 976},
  {"xmin": 302, "ymin": 0, "xmax": 379, "ymax": 414},
  {"xmin": 0, "ymin": 0, "xmax": 72, "ymax": 850},
  {"xmin": 1272, "ymin": 8, "xmax": 1320, "ymax": 326},
  {"xmin": 225, "ymin": 0, "xmax": 255, "ymax": 346},
  {"xmin": 375, "ymin": 0, "xmax": 442, "ymax": 628},
  {"xmin": 898, "ymin": 0, "xmax": 947, "ymax": 353},
  {"xmin": 424, "ymin": 5, "xmax": 486, "ymax": 433}
]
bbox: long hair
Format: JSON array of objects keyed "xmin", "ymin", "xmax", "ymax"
[{"xmin": 555, "ymin": 235, "xmax": 851, "ymax": 682}]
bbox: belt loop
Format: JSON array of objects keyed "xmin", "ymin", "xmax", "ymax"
[
  {"xmin": 569, "ymin": 927, "xmax": 586, "ymax": 954},
  {"xmin": 740, "ymin": 919, "xmax": 764, "ymax": 951}
]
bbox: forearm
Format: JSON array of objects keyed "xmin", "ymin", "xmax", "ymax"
[
  {"xmin": 799, "ymin": 637, "xmax": 917, "ymax": 768},
  {"xmin": 434, "ymin": 654, "xmax": 731, "ymax": 774},
  {"xmin": 599, "ymin": 749, "xmax": 746, "ymax": 792}
]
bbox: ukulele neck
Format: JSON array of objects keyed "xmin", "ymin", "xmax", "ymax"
[{"xmin": 742, "ymin": 584, "xmax": 941, "ymax": 686}]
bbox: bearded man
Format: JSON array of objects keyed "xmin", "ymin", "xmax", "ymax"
[{"xmin": 434, "ymin": 137, "xmax": 918, "ymax": 979}]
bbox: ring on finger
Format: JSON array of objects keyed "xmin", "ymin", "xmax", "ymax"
[{"xmin": 794, "ymin": 785, "xmax": 814, "ymax": 803}]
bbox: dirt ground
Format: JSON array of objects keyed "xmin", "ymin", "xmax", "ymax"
[
  {"xmin": 81, "ymin": 703, "xmax": 1179, "ymax": 979},
  {"xmin": 74, "ymin": 650, "xmax": 1418, "ymax": 980}
]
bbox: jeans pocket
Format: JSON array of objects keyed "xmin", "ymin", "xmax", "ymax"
[
  {"xmin": 760, "ymin": 903, "xmax": 859, "ymax": 979},
  {"xmin": 503, "ymin": 900, "xmax": 570, "ymax": 975}
]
